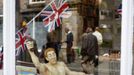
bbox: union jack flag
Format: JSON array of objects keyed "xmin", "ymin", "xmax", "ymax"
[
  {"xmin": 15, "ymin": 28, "xmax": 27, "ymax": 56},
  {"xmin": 40, "ymin": 0, "xmax": 69, "ymax": 32},
  {"xmin": 117, "ymin": 4, "xmax": 122, "ymax": 15}
]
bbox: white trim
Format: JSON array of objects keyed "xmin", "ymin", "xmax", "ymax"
[
  {"xmin": 29, "ymin": 0, "xmax": 45, "ymax": 4},
  {"xmin": 3, "ymin": 0, "xmax": 15, "ymax": 75},
  {"xmin": 120, "ymin": 0, "xmax": 134, "ymax": 75}
]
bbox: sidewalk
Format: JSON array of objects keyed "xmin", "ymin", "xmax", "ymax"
[{"xmin": 66, "ymin": 56, "xmax": 120, "ymax": 75}]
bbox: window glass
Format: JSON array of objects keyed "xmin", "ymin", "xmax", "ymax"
[
  {"xmin": 15, "ymin": 0, "xmax": 122, "ymax": 75},
  {"xmin": 0, "ymin": 17, "xmax": 3, "ymax": 46},
  {"xmin": 0, "ymin": 17, "xmax": 3, "ymax": 73},
  {"xmin": 0, "ymin": 0, "xmax": 3, "ymax": 74},
  {"xmin": 98, "ymin": 0, "xmax": 121, "ymax": 75}
]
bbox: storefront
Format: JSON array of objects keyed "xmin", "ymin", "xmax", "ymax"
[{"xmin": 1, "ymin": 0, "xmax": 134, "ymax": 75}]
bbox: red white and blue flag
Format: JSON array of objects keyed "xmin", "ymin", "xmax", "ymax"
[
  {"xmin": 40, "ymin": 0, "xmax": 69, "ymax": 32},
  {"xmin": 15, "ymin": 28, "xmax": 28, "ymax": 56},
  {"xmin": 117, "ymin": 4, "xmax": 122, "ymax": 15}
]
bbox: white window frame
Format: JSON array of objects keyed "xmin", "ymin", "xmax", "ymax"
[
  {"xmin": 3, "ymin": 0, "xmax": 15, "ymax": 75},
  {"xmin": 120, "ymin": 0, "xmax": 134, "ymax": 75},
  {"xmin": 29, "ymin": 0, "xmax": 45, "ymax": 4}
]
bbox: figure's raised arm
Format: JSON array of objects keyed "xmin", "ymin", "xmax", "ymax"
[{"xmin": 26, "ymin": 40, "xmax": 41, "ymax": 69}]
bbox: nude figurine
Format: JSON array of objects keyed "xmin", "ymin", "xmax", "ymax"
[{"xmin": 26, "ymin": 40, "xmax": 88, "ymax": 75}]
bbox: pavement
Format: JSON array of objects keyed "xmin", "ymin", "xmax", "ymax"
[
  {"xmin": 66, "ymin": 56, "xmax": 121, "ymax": 75},
  {"xmin": 68, "ymin": 56, "xmax": 133, "ymax": 75},
  {"xmin": 59, "ymin": 48, "xmax": 121, "ymax": 75},
  {"xmin": 0, "ymin": 49, "xmax": 134, "ymax": 75},
  {"xmin": 0, "ymin": 57, "xmax": 133, "ymax": 75}
]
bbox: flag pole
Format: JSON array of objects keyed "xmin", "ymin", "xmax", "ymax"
[
  {"xmin": 26, "ymin": 0, "xmax": 55, "ymax": 25},
  {"xmin": 33, "ymin": 18, "xmax": 35, "ymax": 39}
]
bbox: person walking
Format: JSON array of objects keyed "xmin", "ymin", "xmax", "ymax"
[
  {"xmin": 93, "ymin": 27, "xmax": 103, "ymax": 46},
  {"xmin": 81, "ymin": 27, "xmax": 99, "ymax": 74},
  {"xmin": 64, "ymin": 25, "xmax": 74, "ymax": 64}
]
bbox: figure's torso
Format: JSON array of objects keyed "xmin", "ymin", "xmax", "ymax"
[{"xmin": 40, "ymin": 62, "xmax": 66, "ymax": 75}]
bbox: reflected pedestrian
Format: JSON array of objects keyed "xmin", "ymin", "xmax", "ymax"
[
  {"xmin": 64, "ymin": 24, "xmax": 74, "ymax": 64},
  {"xmin": 81, "ymin": 27, "xmax": 99, "ymax": 74}
]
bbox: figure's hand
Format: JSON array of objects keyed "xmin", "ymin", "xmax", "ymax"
[{"xmin": 26, "ymin": 40, "xmax": 34, "ymax": 52}]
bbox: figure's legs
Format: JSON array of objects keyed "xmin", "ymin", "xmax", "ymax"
[
  {"xmin": 66, "ymin": 47, "xmax": 72, "ymax": 64},
  {"xmin": 67, "ymin": 54, "xmax": 72, "ymax": 64}
]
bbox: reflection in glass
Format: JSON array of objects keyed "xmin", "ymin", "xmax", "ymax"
[
  {"xmin": 16, "ymin": 0, "xmax": 122, "ymax": 75},
  {"xmin": 0, "ymin": 17, "xmax": 3, "ymax": 73}
]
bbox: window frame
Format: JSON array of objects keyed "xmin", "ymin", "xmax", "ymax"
[
  {"xmin": 120, "ymin": 0, "xmax": 134, "ymax": 75},
  {"xmin": 29, "ymin": 0, "xmax": 45, "ymax": 4},
  {"xmin": 3, "ymin": 0, "xmax": 15, "ymax": 75}
]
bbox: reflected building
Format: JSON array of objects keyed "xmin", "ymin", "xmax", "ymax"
[{"xmin": 0, "ymin": 0, "xmax": 100, "ymax": 50}]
